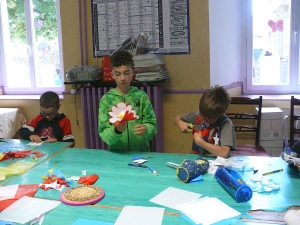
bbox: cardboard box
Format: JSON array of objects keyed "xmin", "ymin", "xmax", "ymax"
[
  {"xmin": 260, "ymin": 139, "xmax": 283, "ymax": 148},
  {"xmin": 264, "ymin": 147, "xmax": 284, "ymax": 157},
  {"xmin": 261, "ymin": 119, "xmax": 283, "ymax": 130},
  {"xmin": 260, "ymin": 129, "xmax": 282, "ymax": 140},
  {"xmin": 256, "ymin": 107, "xmax": 283, "ymax": 120}
]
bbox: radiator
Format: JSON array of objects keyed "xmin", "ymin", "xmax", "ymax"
[{"xmin": 81, "ymin": 86, "xmax": 164, "ymax": 152}]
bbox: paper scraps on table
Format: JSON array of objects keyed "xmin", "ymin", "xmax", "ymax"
[
  {"xmin": 133, "ymin": 159, "xmax": 148, "ymax": 164},
  {"xmin": 78, "ymin": 174, "xmax": 99, "ymax": 185},
  {"xmin": 0, "ymin": 184, "xmax": 40, "ymax": 211},
  {"xmin": 246, "ymin": 178, "xmax": 280, "ymax": 193},
  {"xmin": 81, "ymin": 170, "xmax": 87, "ymax": 176},
  {"xmin": 40, "ymin": 168, "xmax": 72, "ymax": 191},
  {"xmin": 0, "ymin": 184, "xmax": 19, "ymax": 201},
  {"xmin": 149, "ymin": 187, "xmax": 201, "ymax": 210},
  {"xmin": 30, "ymin": 213, "xmax": 44, "ymax": 225},
  {"xmin": 72, "ymin": 218, "xmax": 114, "ymax": 225},
  {"xmin": 0, "ymin": 162, "xmax": 36, "ymax": 181},
  {"xmin": 0, "ymin": 150, "xmax": 45, "ymax": 162},
  {"xmin": 178, "ymin": 197, "xmax": 241, "ymax": 225},
  {"xmin": 27, "ymin": 142, "xmax": 43, "ymax": 146},
  {"xmin": 109, "ymin": 102, "xmax": 139, "ymax": 126},
  {"xmin": 0, "ymin": 196, "xmax": 60, "ymax": 224},
  {"xmin": 114, "ymin": 206, "xmax": 165, "ymax": 225}
]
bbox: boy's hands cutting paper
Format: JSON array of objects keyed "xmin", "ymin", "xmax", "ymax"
[{"xmin": 109, "ymin": 102, "xmax": 139, "ymax": 126}]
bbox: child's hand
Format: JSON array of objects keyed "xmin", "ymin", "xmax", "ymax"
[
  {"xmin": 134, "ymin": 124, "xmax": 146, "ymax": 136},
  {"xmin": 44, "ymin": 138, "xmax": 57, "ymax": 143},
  {"xmin": 30, "ymin": 135, "xmax": 42, "ymax": 143},
  {"xmin": 297, "ymin": 162, "xmax": 300, "ymax": 170},
  {"xmin": 177, "ymin": 121, "xmax": 192, "ymax": 133},
  {"xmin": 115, "ymin": 121, "xmax": 127, "ymax": 133}
]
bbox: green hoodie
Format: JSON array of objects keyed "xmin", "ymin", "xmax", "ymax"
[{"xmin": 98, "ymin": 87, "xmax": 157, "ymax": 151}]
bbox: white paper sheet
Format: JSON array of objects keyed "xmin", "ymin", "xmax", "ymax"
[
  {"xmin": 0, "ymin": 196, "xmax": 60, "ymax": 224},
  {"xmin": 114, "ymin": 206, "xmax": 164, "ymax": 225},
  {"xmin": 149, "ymin": 187, "xmax": 201, "ymax": 210},
  {"xmin": 0, "ymin": 184, "xmax": 18, "ymax": 200},
  {"xmin": 178, "ymin": 197, "xmax": 241, "ymax": 225},
  {"xmin": 27, "ymin": 142, "xmax": 43, "ymax": 146}
]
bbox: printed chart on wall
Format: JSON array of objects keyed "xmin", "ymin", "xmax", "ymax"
[{"xmin": 91, "ymin": 0, "xmax": 190, "ymax": 57}]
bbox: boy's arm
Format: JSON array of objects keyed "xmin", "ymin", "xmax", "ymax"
[
  {"xmin": 174, "ymin": 114, "xmax": 193, "ymax": 133},
  {"xmin": 193, "ymin": 133, "xmax": 230, "ymax": 158},
  {"xmin": 60, "ymin": 117, "xmax": 75, "ymax": 143},
  {"xmin": 19, "ymin": 116, "xmax": 40, "ymax": 140},
  {"xmin": 98, "ymin": 96, "xmax": 123, "ymax": 145}
]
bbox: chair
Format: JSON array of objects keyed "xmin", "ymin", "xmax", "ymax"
[
  {"xmin": 290, "ymin": 96, "xmax": 300, "ymax": 145},
  {"xmin": 226, "ymin": 96, "xmax": 270, "ymax": 156}
]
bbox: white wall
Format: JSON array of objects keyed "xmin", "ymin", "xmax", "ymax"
[{"xmin": 209, "ymin": 0, "xmax": 246, "ymax": 87}]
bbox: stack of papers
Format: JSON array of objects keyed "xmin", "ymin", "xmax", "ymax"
[
  {"xmin": 133, "ymin": 54, "xmax": 169, "ymax": 81},
  {"xmin": 178, "ymin": 197, "xmax": 241, "ymax": 225}
]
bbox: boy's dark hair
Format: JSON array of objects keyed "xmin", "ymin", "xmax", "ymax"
[
  {"xmin": 110, "ymin": 51, "xmax": 134, "ymax": 69},
  {"xmin": 39, "ymin": 91, "xmax": 60, "ymax": 108},
  {"xmin": 199, "ymin": 86, "xmax": 231, "ymax": 119}
]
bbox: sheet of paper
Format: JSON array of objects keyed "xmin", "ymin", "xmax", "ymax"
[
  {"xmin": 0, "ymin": 184, "xmax": 18, "ymax": 200},
  {"xmin": 0, "ymin": 196, "xmax": 60, "ymax": 224},
  {"xmin": 27, "ymin": 142, "xmax": 43, "ymax": 146},
  {"xmin": 72, "ymin": 218, "xmax": 114, "ymax": 225},
  {"xmin": 114, "ymin": 206, "xmax": 164, "ymax": 225},
  {"xmin": 178, "ymin": 197, "xmax": 241, "ymax": 225},
  {"xmin": 149, "ymin": 187, "xmax": 201, "ymax": 210}
]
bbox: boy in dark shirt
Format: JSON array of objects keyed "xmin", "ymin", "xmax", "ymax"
[{"xmin": 19, "ymin": 91, "xmax": 74, "ymax": 144}]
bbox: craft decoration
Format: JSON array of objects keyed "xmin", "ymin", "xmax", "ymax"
[
  {"xmin": 109, "ymin": 102, "xmax": 139, "ymax": 126},
  {"xmin": 176, "ymin": 158, "xmax": 209, "ymax": 183},
  {"xmin": 0, "ymin": 150, "xmax": 45, "ymax": 161},
  {"xmin": 78, "ymin": 174, "xmax": 99, "ymax": 185},
  {"xmin": 60, "ymin": 185, "xmax": 105, "ymax": 206},
  {"xmin": 215, "ymin": 167, "xmax": 252, "ymax": 203},
  {"xmin": 268, "ymin": 19, "xmax": 284, "ymax": 32},
  {"xmin": 40, "ymin": 168, "xmax": 73, "ymax": 190}
]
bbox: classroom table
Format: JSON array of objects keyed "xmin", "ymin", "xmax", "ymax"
[
  {"xmin": 0, "ymin": 139, "xmax": 74, "ymax": 186},
  {"xmin": 3, "ymin": 148, "xmax": 300, "ymax": 225},
  {"xmin": 0, "ymin": 108, "xmax": 26, "ymax": 139}
]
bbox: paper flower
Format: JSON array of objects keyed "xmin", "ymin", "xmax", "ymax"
[{"xmin": 109, "ymin": 102, "xmax": 139, "ymax": 126}]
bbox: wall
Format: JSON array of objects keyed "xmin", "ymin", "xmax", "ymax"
[{"xmin": 209, "ymin": 0, "xmax": 246, "ymax": 86}]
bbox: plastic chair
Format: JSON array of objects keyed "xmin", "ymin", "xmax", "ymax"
[
  {"xmin": 290, "ymin": 96, "xmax": 300, "ymax": 145},
  {"xmin": 226, "ymin": 96, "xmax": 269, "ymax": 156}
]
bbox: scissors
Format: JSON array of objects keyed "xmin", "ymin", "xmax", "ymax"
[{"xmin": 132, "ymin": 155, "xmax": 153, "ymax": 160}]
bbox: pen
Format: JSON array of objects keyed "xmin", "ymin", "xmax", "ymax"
[
  {"xmin": 128, "ymin": 163, "xmax": 148, "ymax": 168},
  {"xmin": 262, "ymin": 169, "xmax": 283, "ymax": 176},
  {"xmin": 148, "ymin": 166, "xmax": 159, "ymax": 176}
]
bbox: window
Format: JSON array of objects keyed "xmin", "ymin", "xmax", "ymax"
[
  {"xmin": 246, "ymin": 0, "xmax": 300, "ymax": 94},
  {"xmin": 0, "ymin": 0, "xmax": 63, "ymax": 95}
]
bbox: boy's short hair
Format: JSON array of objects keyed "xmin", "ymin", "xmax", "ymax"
[
  {"xmin": 110, "ymin": 51, "xmax": 134, "ymax": 69},
  {"xmin": 199, "ymin": 86, "xmax": 231, "ymax": 119},
  {"xmin": 40, "ymin": 91, "xmax": 60, "ymax": 108}
]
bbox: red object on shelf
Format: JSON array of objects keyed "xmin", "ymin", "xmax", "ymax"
[{"xmin": 102, "ymin": 56, "xmax": 114, "ymax": 82}]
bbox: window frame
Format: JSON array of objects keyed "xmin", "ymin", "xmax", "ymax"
[
  {"xmin": 245, "ymin": 0, "xmax": 300, "ymax": 94},
  {"xmin": 0, "ymin": 0, "xmax": 64, "ymax": 95}
]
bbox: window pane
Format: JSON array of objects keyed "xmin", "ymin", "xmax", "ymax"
[
  {"xmin": 252, "ymin": 0, "xmax": 290, "ymax": 85},
  {"xmin": 32, "ymin": 0, "xmax": 62, "ymax": 88},
  {"xmin": 5, "ymin": 0, "xmax": 31, "ymax": 88}
]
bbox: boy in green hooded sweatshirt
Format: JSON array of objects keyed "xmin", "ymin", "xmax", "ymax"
[{"xmin": 98, "ymin": 51, "xmax": 157, "ymax": 151}]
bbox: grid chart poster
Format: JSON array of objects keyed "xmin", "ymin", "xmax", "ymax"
[{"xmin": 92, "ymin": 0, "xmax": 190, "ymax": 57}]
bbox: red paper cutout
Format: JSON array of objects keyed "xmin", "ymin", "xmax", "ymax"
[
  {"xmin": 114, "ymin": 111, "xmax": 136, "ymax": 126},
  {"xmin": 0, "ymin": 184, "xmax": 39, "ymax": 211},
  {"xmin": 78, "ymin": 174, "xmax": 99, "ymax": 185}
]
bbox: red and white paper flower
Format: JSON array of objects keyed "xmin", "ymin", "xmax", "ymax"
[{"xmin": 109, "ymin": 102, "xmax": 139, "ymax": 126}]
